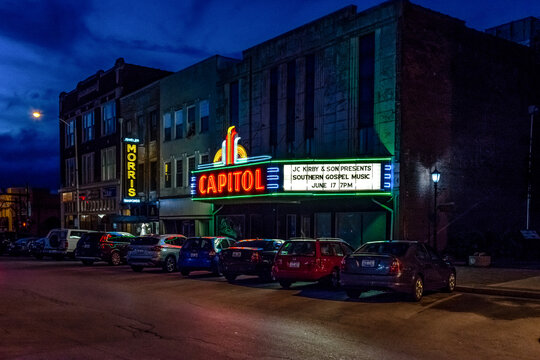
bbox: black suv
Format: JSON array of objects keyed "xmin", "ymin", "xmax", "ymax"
[{"xmin": 75, "ymin": 232, "xmax": 134, "ymax": 266}]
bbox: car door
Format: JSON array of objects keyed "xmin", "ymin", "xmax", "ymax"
[
  {"xmin": 415, "ymin": 244, "xmax": 441, "ymax": 290},
  {"xmin": 425, "ymin": 245, "xmax": 447, "ymax": 288}
]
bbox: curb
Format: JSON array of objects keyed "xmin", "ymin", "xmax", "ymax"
[{"xmin": 456, "ymin": 285, "xmax": 540, "ymax": 300}]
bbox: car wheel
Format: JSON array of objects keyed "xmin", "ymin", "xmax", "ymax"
[
  {"xmin": 225, "ymin": 273, "xmax": 237, "ymax": 283},
  {"xmin": 346, "ymin": 289, "xmax": 362, "ymax": 299},
  {"xmin": 445, "ymin": 272, "xmax": 456, "ymax": 292},
  {"xmin": 109, "ymin": 251, "xmax": 121, "ymax": 266},
  {"xmin": 163, "ymin": 256, "xmax": 177, "ymax": 273},
  {"xmin": 131, "ymin": 265, "xmax": 144, "ymax": 272},
  {"xmin": 82, "ymin": 260, "xmax": 94, "ymax": 266},
  {"xmin": 279, "ymin": 280, "xmax": 292, "ymax": 289},
  {"xmin": 180, "ymin": 268, "xmax": 190, "ymax": 276},
  {"xmin": 330, "ymin": 268, "xmax": 340, "ymax": 289},
  {"xmin": 411, "ymin": 275, "xmax": 424, "ymax": 301}
]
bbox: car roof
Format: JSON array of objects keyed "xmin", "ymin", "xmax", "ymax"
[
  {"xmin": 286, "ymin": 237, "xmax": 347, "ymax": 242},
  {"xmin": 237, "ymin": 238, "xmax": 284, "ymax": 242},
  {"xmin": 158, "ymin": 234, "xmax": 186, "ymax": 239},
  {"xmin": 363, "ymin": 240, "xmax": 420, "ymax": 244}
]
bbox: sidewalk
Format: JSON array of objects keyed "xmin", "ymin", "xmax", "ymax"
[{"xmin": 455, "ymin": 265, "xmax": 540, "ymax": 299}]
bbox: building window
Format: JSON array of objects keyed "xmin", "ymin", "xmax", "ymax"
[
  {"xmin": 150, "ymin": 161, "xmax": 157, "ymax": 191},
  {"xmin": 125, "ymin": 119, "xmax": 133, "ymax": 138},
  {"xmin": 137, "ymin": 163, "xmax": 145, "ymax": 193},
  {"xmin": 175, "ymin": 109, "xmax": 183, "ymax": 139},
  {"xmin": 304, "ymin": 54, "xmax": 315, "ymax": 151},
  {"xmin": 150, "ymin": 111, "xmax": 158, "ymax": 141},
  {"xmin": 187, "ymin": 106, "xmax": 196, "ymax": 137},
  {"xmin": 163, "ymin": 112, "xmax": 172, "ymax": 141},
  {"xmin": 81, "ymin": 152, "xmax": 94, "ymax": 185},
  {"xmin": 200, "ymin": 100, "xmax": 209, "ymax": 133},
  {"xmin": 65, "ymin": 119, "xmax": 75, "ymax": 148},
  {"xmin": 286, "ymin": 60, "xmax": 296, "ymax": 147},
  {"xmin": 358, "ymin": 33, "xmax": 375, "ymax": 154},
  {"xmin": 187, "ymin": 156, "xmax": 195, "ymax": 187},
  {"xmin": 269, "ymin": 67, "xmax": 278, "ymax": 149},
  {"xmin": 229, "ymin": 81, "xmax": 239, "ymax": 127},
  {"xmin": 176, "ymin": 159, "xmax": 183, "ymax": 188},
  {"xmin": 200, "ymin": 153, "xmax": 209, "ymax": 165},
  {"xmin": 138, "ymin": 115, "xmax": 146, "ymax": 143},
  {"xmin": 102, "ymin": 101, "xmax": 116, "ymax": 136},
  {"xmin": 65, "ymin": 157, "xmax": 76, "ymax": 187},
  {"xmin": 164, "ymin": 161, "xmax": 171, "ymax": 188},
  {"xmin": 82, "ymin": 112, "xmax": 94, "ymax": 142},
  {"xmin": 101, "ymin": 146, "xmax": 116, "ymax": 181}
]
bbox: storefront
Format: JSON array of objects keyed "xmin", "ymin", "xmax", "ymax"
[{"xmin": 191, "ymin": 127, "xmax": 395, "ymax": 248}]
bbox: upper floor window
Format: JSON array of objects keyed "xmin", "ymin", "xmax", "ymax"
[
  {"xmin": 200, "ymin": 100, "xmax": 209, "ymax": 133},
  {"xmin": 101, "ymin": 146, "xmax": 116, "ymax": 181},
  {"xmin": 81, "ymin": 152, "xmax": 94, "ymax": 185},
  {"xmin": 150, "ymin": 110, "xmax": 158, "ymax": 141},
  {"xmin": 65, "ymin": 119, "xmax": 75, "ymax": 148},
  {"xmin": 124, "ymin": 119, "xmax": 133, "ymax": 138},
  {"xmin": 138, "ymin": 115, "xmax": 146, "ymax": 144},
  {"xmin": 163, "ymin": 112, "xmax": 172, "ymax": 142},
  {"xmin": 65, "ymin": 157, "xmax": 76, "ymax": 187},
  {"xmin": 176, "ymin": 159, "xmax": 183, "ymax": 188},
  {"xmin": 164, "ymin": 161, "xmax": 171, "ymax": 188},
  {"xmin": 175, "ymin": 109, "xmax": 183, "ymax": 139},
  {"xmin": 82, "ymin": 112, "xmax": 94, "ymax": 142},
  {"xmin": 229, "ymin": 81, "xmax": 239, "ymax": 127},
  {"xmin": 102, "ymin": 101, "xmax": 116, "ymax": 136},
  {"xmin": 187, "ymin": 106, "xmax": 196, "ymax": 137}
]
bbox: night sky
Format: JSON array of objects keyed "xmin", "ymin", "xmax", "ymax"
[{"xmin": 1, "ymin": 0, "xmax": 539, "ymax": 192}]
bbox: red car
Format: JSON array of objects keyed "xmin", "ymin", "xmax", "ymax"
[{"xmin": 272, "ymin": 238, "xmax": 354, "ymax": 289}]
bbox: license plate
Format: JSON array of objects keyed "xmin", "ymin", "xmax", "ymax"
[
  {"xmin": 191, "ymin": 252, "xmax": 199, "ymax": 258},
  {"xmin": 232, "ymin": 251, "xmax": 242, "ymax": 258},
  {"xmin": 83, "ymin": 244, "xmax": 90, "ymax": 249},
  {"xmin": 362, "ymin": 259, "xmax": 375, "ymax": 267},
  {"xmin": 288, "ymin": 261, "xmax": 300, "ymax": 268}
]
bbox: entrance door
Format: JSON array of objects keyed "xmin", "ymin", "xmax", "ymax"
[{"xmin": 336, "ymin": 212, "xmax": 386, "ymax": 249}]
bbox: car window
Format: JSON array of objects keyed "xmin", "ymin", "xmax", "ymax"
[
  {"xmin": 320, "ymin": 243, "xmax": 332, "ymax": 256},
  {"xmin": 331, "ymin": 243, "xmax": 344, "ymax": 256},
  {"xmin": 184, "ymin": 238, "xmax": 212, "ymax": 250},
  {"xmin": 355, "ymin": 243, "xmax": 410, "ymax": 256},
  {"xmin": 340, "ymin": 243, "xmax": 353, "ymax": 255},
  {"xmin": 164, "ymin": 237, "xmax": 176, "ymax": 245},
  {"xmin": 278, "ymin": 241, "xmax": 315, "ymax": 256},
  {"xmin": 415, "ymin": 244, "xmax": 429, "ymax": 261},
  {"xmin": 425, "ymin": 245, "xmax": 441, "ymax": 261},
  {"xmin": 70, "ymin": 231, "xmax": 85, "ymax": 239},
  {"xmin": 131, "ymin": 237, "xmax": 160, "ymax": 245}
]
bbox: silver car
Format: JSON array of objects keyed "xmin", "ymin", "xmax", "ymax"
[{"xmin": 127, "ymin": 234, "xmax": 186, "ymax": 273}]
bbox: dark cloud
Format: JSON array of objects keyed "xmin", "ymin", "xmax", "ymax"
[
  {"xmin": 0, "ymin": 129, "xmax": 59, "ymax": 190},
  {"xmin": 0, "ymin": 0, "xmax": 92, "ymax": 52}
]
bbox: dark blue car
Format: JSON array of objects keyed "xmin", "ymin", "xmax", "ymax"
[{"xmin": 178, "ymin": 236, "xmax": 236, "ymax": 276}]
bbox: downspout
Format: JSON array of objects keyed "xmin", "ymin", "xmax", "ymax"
[{"xmin": 372, "ymin": 197, "xmax": 393, "ymax": 240}]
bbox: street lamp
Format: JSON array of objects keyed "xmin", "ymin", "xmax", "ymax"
[
  {"xmin": 431, "ymin": 169, "xmax": 441, "ymax": 251},
  {"xmin": 59, "ymin": 117, "xmax": 80, "ymax": 229}
]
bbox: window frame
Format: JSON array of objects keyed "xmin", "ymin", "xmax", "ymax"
[
  {"xmin": 101, "ymin": 101, "xmax": 116, "ymax": 136},
  {"xmin": 82, "ymin": 111, "xmax": 94, "ymax": 142}
]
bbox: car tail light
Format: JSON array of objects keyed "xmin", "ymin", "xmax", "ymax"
[
  {"xmin": 64, "ymin": 240, "xmax": 68, "ymax": 249},
  {"xmin": 251, "ymin": 252, "xmax": 260, "ymax": 263},
  {"xmin": 209, "ymin": 250, "xmax": 216, "ymax": 257},
  {"xmin": 340, "ymin": 257, "xmax": 347, "ymax": 271},
  {"xmin": 389, "ymin": 258, "xmax": 402, "ymax": 275}
]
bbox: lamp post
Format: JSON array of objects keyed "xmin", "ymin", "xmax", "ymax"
[
  {"xmin": 59, "ymin": 117, "xmax": 80, "ymax": 229},
  {"xmin": 527, "ymin": 105, "xmax": 538, "ymax": 230},
  {"xmin": 431, "ymin": 169, "xmax": 441, "ymax": 251}
]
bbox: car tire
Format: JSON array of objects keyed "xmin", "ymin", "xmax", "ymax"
[
  {"xmin": 163, "ymin": 256, "xmax": 177, "ymax": 273},
  {"xmin": 131, "ymin": 265, "xmax": 144, "ymax": 272},
  {"xmin": 82, "ymin": 260, "xmax": 94, "ymax": 266},
  {"xmin": 346, "ymin": 289, "xmax": 362, "ymax": 299},
  {"xmin": 225, "ymin": 273, "xmax": 237, "ymax": 283},
  {"xmin": 109, "ymin": 251, "xmax": 121, "ymax": 266},
  {"xmin": 411, "ymin": 275, "xmax": 424, "ymax": 302},
  {"xmin": 444, "ymin": 272, "xmax": 456, "ymax": 293},
  {"xmin": 279, "ymin": 280, "xmax": 292, "ymax": 289},
  {"xmin": 180, "ymin": 268, "xmax": 190, "ymax": 276},
  {"xmin": 330, "ymin": 268, "xmax": 340, "ymax": 289}
]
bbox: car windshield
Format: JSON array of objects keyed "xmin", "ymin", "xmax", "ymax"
[
  {"xmin": 81, "ymin": 233, "xmax": 106, "ymax": 243},
  {"xmin": 355, "ymin": 242, "xmax": 410, "ymax": 256},
  {"xmin": 234, "ymin": 240, "xmax": 276, "ymax": 251},
  {"xmin": 278, "ymin": 241, "xmax": 315, "ymax": 256},
  {"xmin": 131, "ymin": 237, "xmax": 160, "ymax": 246},
  {"xmin": 183, "ymin": 238, "xmax": 213, "ymax": 251}
]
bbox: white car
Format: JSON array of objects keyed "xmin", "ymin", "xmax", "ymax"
[{"xmin": 42, "ymin": 228, "xmax": 95, "ymax": 260}]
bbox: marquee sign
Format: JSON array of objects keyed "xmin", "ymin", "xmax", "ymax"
[
  {"xmin": 123, "ymin": 138, "xmax": 140, "ymax": 203},
  {"xmin": 191, "ymin": 127, "xmax": 392, "ymax": 200}
]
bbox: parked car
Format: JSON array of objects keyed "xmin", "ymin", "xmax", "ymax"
[
  {"xmin": 7, "ymin": 237, "xmax": 38, "ymax": 256},
  {"xmin": 0, "ymin": 232, "xmax": 17, "ymax": 255},
  {"xmin": 75, "ymin": 232, "xmax": 135, "ymax": 266},
  {"xmin": 42, "ymin": 229, "xmax": 95, "ymax": 259},
  {"xmin": 220, "ymin": 239, "xmax": 284, "ymax": 282},
  {"xmin": 29, "ymin": 237, "xmax": 47, "ymax": 259},
  {"xmin": 178, "ymin": 236, "xmax": 236, "ymax": 276},
  {"xmin": 127, "ymin": 234, "xmax": 186, "ymax": 272},
  {"xmin": 340, "ymin": 240, "xmax": 456, "ymax": 301},
  {"xmin": 272, "ymin": 238, "xmax": 354, "ymax": 289}
]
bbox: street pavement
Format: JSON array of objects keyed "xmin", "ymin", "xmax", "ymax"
[{"xmin": 456, "ymin": 265, "xmax": 540, "ymax": 299}]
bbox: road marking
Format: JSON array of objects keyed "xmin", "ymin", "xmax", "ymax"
[{"xmin": 405, "ymin": 293, "xmax": 462, "ymax": 319}]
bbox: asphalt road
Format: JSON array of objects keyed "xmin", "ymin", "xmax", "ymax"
[{"xmin": 1, "ymin": 257, "xmax": 539, "ymax": 360}]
